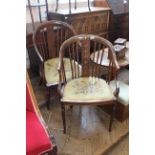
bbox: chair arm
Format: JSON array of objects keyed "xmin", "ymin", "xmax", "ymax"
[
  {"xmin": 32, "ymin": 32, "xmax": 44, "ymax": 63},
  {"xmin": 57, "ymin": 63, "xmax": 63, "ymax": 97}
]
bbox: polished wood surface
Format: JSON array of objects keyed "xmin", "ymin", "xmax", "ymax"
[{"xmin": 94, "ymin": 0, "xmax": 110, "ymax": 8}]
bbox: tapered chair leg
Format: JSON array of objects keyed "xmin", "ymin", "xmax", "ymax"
[
  {"xmin": 61, "ymin": 103, "xmax": 66, "ymax": 134},
  {"xmin": 46, "ymin": 87, "xmax": 51, "ymax": 110},
  {"xmin": 109, "ymin": 103, "xmax": 116, "ymax": 132}
]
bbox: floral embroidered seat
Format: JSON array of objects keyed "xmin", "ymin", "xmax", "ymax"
[
  {"xmin": 62, "ymin": 77, "xmax": 115, "ymax": 102},
  {"xmin": 45, "ymin": 58, "xmax": 81, "ymax": 86}
]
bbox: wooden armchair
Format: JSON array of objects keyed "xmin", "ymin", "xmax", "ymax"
[
  {"xmin": 26, "ymin": 73, "xmax": 57, "ymax": 155},
  {"xmin": 33, "ymin": 20, "xmax": 76, "ymax": 109},
  {"xmin": 58, "ymin": 34, "xmax": 120, "ymax": 134}
]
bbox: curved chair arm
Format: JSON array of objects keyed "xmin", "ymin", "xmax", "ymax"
[{"xmin": 32, "ymin": 35, "xmax": 44, "ymax": 63}]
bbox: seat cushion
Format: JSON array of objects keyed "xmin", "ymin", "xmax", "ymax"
[
  {"xmin": 62, "ymin": 77, "xmax": 115, "ymax": 102},
  {"xmin": 26, "ymin": 111, "xmax": 52, "ymax": 155},
  {"xmin": 110, "ymin": 80, "xmax": 129, "ymax": 105},
  {"xmin": 44, "ymin": 57, "xmax": 81, "ymax": 87}
]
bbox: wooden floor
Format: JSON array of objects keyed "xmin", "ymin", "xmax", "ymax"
[
  {"xmin": 104, "ymin": 134, "xmax": 129, "ymax": 155},
  {"xmin": 30, "ymin": 74, "xmax": 129, "ymax": 155}
]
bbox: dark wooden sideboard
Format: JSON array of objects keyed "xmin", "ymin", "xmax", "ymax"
[
  {"xmin": 48, "ymin": 7, "xmax": 110, "ymax": 39},
  {"xmin": 94, "ymin": 0, "xmax": 129, "ymax": 41}
]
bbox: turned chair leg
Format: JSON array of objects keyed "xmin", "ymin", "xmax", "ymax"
[
  {"xmin": 46, "ymin": 87, "xmax": 51, "ymax": 110},
  {"xmin": 61, "ymin": 103, "xmax": 66, "ymax": 134},
  {"xmin": 109, "ymin": 104, "xmax": 116, "ymax": 132}
]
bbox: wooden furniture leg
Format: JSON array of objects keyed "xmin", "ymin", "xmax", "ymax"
[
  {"xmin": 61, "ymin": 103, "xmax": 66, "ymax": 134},
  {"xmin": 46, "ymin": 87, "xmax": 51, "ymax": 110},
  {"xmin": 109, "ymin": 103, "xmax": 116, "ymax": 131}
]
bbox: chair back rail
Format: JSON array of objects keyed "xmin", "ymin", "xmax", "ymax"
[
  {"xmin": 33, "ymin": 20, "xmax": 77, "ymax": 62},
  {"xmin": 58, "ymin": 34, "xmax": 120, "ymax": 85}
]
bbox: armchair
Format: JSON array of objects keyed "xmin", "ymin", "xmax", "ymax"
[
  {"xmin": 58, "ymin": 34, "xmax": 120, "ymax": 134},
  {"xmin": 33, "ymin": 20, "xmax": 76, "ymax": 109},
  {"xmin": 26, "ymin": 73, "xmax": 57, "ymax": 155}
]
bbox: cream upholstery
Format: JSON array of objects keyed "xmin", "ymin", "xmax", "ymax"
[
  {"xmin": 110, "ymin": 80, "xmax": 129, "ymax": 105},
  {"xmin": 44, "ymin": 58, "xmax": 81, "ymax": 86},
  {"xmin": 62, "ymin": 77, "xmax": 115, "ymax": 102}
]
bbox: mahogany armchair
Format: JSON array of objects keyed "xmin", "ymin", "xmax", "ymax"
[
  {"xmin": 58, "ymin": 34, "xmax": 120, "ymax": 134},
  {"xmin": 26, "ymin": 73, "xmax": 57, "ymax": 155},
  {"xmin": 33, "ymin": 20, "xmax": 76, "ymax": 109}
]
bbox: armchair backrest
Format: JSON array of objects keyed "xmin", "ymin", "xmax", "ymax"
[
  {"xmin": 33, "ymin": 20, "xmax": 77, "ymax": 62},
  {"xmin": 58, "ymin": 34, "xmax": 120, "ymax": 84}
]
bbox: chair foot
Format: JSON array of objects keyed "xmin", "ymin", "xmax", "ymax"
[
  {"xmin": 109, "ymin": 104, "xmax": 116, "ymax": 132},
  {"xmin": 61, "ymin": 103, "xmax": 66, "ymax": 134}
]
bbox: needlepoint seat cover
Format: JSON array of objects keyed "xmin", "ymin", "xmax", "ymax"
[
  {"xmin": 62, "ymin": 77, "xmax": 115, "ymax": 102},
  {"xmin": 44, "ymin": 58, "xmax": 81, "ymax": 86},
  {"xmin": 26, "ymin": 83, "xmax": 53, "ymax": 155}
]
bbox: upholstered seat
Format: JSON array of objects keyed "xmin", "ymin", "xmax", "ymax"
[
  {"xmin": 110, "ymin": 80, "xmax": 129, "ymax": 105},
  {"xmin": 45, "ymin": 57, "xmax": 81, "ymax": 86},
  {"xmin": 26, "ymin": 111, "xmax": 52, "ymax": 155},
  {"xmin": 62, "ymin": 77, "xmax": 115, "ymax": 102}
]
